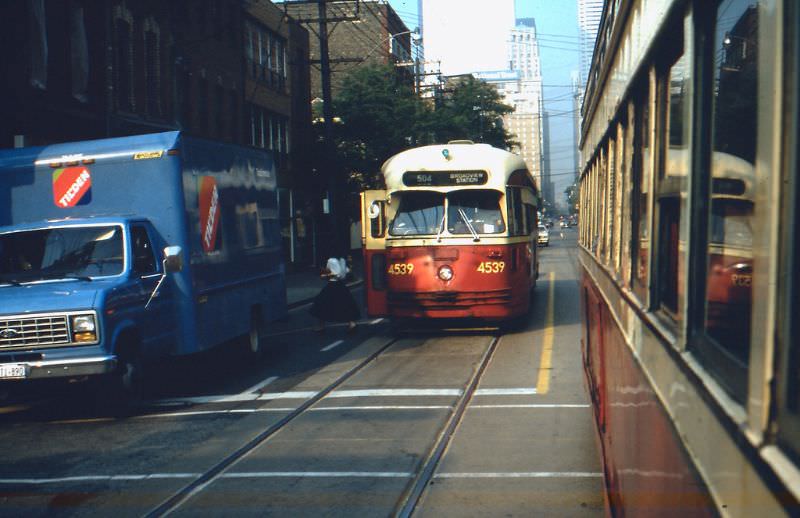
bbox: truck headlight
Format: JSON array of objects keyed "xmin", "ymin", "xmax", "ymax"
[{"xmin": 71, "ymin": 314, "xmax": 97, "ymax": 343}]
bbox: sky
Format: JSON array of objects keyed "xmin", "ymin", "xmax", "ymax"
[{"xmin": 387, "ymin": 0, "xmax": 581, "ymax": 209}]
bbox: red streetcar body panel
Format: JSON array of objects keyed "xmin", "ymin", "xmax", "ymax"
[
  {"xmin": 581, "ymin": 270, "xmax": 716, "ymax": 516},
  {"xmin": 363, "ymin": 248, "xmax": 389, "ymax": 317},
  {"xmin": 380, "ymin": 242, "xmax": 533, "ymax": 319}
]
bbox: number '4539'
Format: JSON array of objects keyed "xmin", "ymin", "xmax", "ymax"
[
  {"xmin": 476, "ymin": 261, "xmax": 505, "ymax": 273},
  {"xmin": 388, "ymin": 263, "xmax": 414, "ymax": 275}
]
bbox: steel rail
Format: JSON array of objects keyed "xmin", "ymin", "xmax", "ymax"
[
  {"xmin": 394, "ymin": 334, "xmax": 502, "ymax": 518},
  {"xmin": 145, "ymin": 336, "xmax": 399, "ymax": 517}
]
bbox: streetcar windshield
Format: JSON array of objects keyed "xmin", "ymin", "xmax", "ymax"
[
  {"xmin": 447, "ymin": 190, "xmax": 505, "ymax": 234},
  {"xmin": 389, "ymin": 191, "xmax": 445, "ymax": 236},
  {"xmin": 389, "ymin": 190, "xmax": 506, "ymax": 237},
  {"xmin": 0, "ymin": 226, "xmax": 125, "ymax": 283}
]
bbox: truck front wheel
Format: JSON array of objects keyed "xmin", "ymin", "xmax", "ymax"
[
  {"xmin": 244, "ymin": 309, "xmax": 265, "ymax": 359},
  {"xmin": 113, "ymin": 338, "xmax": 145, "ymax": 404}
]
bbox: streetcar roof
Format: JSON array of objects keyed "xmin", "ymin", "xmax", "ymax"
[{"xmin": 381, "ymin": 142, "xmax": 536, "ymax": 194}]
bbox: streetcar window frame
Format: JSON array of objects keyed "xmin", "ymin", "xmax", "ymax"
[
  {"xmin": 387, "ymin": 189, "xmax": 507, "ymax": 237},
  {"xmin": 776, "ymin": 0, "xmax": 800, "ymax": 460},
  {"xmin": 652, "ymin": 14, "xmax": 691, "ymax": 329},
  {"xmin": 507, "ymin": 187, "xmax": 525, "ymax": 236},
  {"xmin": 631, "ymin": 76, "xmax": 654, "ymax": 305},
  {"xmin": 446, "ymin": 190, "xmax": 506, "ymax": 235},
  {"xmin": 691, "ymin": 0, "xmax": 760, "ymax": 405},
  {"xmin": 388, "ymin": 191, "xmax": 445, "ymax": 237}
]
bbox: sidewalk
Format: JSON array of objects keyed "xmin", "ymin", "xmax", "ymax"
[{"xmin": 285, "ymin": 254, "xmax": 364, "ymax": 309}]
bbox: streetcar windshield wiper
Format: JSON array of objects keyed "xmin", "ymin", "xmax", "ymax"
[
  {"xmin": 457, "ymin": 208, "xmax": 480, "ymax": 242},
  {"xmin": 436, "ymin": 212, "xmax": 446, "ymax": 242}
]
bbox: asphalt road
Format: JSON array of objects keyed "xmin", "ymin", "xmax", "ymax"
[{"xmin": 0, "ymin": 228, "xmax": 603, "ymax": 517}]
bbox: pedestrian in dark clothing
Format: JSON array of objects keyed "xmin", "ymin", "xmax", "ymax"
[{"xmin": 310, "ymin": 255, "xmax": 359, "ymax": 332}]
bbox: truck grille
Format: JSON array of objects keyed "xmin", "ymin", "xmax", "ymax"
[{"xmin": 0, "ymin": 315, "xmax": 70, "ymax": 349}]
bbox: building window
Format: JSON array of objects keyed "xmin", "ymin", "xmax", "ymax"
[
  {"xmin": 29, "ymin": 0, "xmax": 48, "ymax": 90},
  {"xmin": 143, "ymin": 18, "xmax": 161, "ymax": 116},
  {"xmin": 69, "ymin": 3, "xmax": 89, "ymax": 102},
  {"xmin": 198, "ymin": 78, "xmax": 208, "ymax": 133},
  {"xmin": 114, "ymin": 16, "xmax": 134, "ymax": 112}
]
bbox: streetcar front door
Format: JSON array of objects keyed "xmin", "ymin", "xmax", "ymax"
[{"xmin": 360, "ymin": 190, "xmax": 388, "ymax": 317}]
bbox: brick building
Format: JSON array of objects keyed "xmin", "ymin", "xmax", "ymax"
[
  {"xmin": 0, "ymin": 0, "xmax": 317, "ymax": 268},
  {"xmin": 278, "ymin": 0, "xmax": 414, "ymax": 99}
]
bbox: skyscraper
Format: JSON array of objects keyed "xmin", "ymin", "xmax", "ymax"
[
  {"xmin": 474, "ymin": 18, "xmax": 545, "ymax": 196},
  {"xmin": 420, "ymin": 0, "xmax": 515, "ymax": 76},
  {"xmin": 506, "ymin": 19, "xmax": 544, "ymax": 199},
  {"xmin": 577, "ymin": 0, "xmax": 603, "ymax": 87}
]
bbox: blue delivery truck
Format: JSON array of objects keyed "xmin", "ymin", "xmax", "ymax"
[{"xmin": 0, "ymin": 131, "xmax": 287, "ymax": 395}]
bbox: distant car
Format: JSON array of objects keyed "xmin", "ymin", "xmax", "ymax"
[
  {"xmin": 560, "ymin": 220, "xmax": 568, "ymax": 228},
  {"xmin": 538, "ymin": 224, "xmax": 550, "ymax": 246}
]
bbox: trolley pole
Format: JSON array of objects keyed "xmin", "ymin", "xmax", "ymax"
[{"xmin": 317, "ymin": 0, "xmax": 343, "ymax": 254}]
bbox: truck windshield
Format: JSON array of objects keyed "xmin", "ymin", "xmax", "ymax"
[{"xmin": 0, "ymin": 226, "xmax": 124, "ymax": 283}]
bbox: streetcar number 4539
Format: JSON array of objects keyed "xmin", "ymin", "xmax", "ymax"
[
  {"xmin": 388, "ymin": 263, "xmax": 414, "ymax": 275},
  {"xmin": 476, "ymin": 261, "xmax": 505, "ymax": 273}
]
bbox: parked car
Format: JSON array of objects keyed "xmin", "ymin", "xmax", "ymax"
[{"xmin": 538, "ymin": 224, "xmax": 550, "ymax": 246}]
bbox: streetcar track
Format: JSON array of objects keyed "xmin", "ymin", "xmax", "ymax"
[
  {"xmin": 147, "ymin": 331, "xmax": 505, "ymax": 517},
  {"xmin": 395, "ymin": 334, "xmax": 502, "ymax": 518},
  {"xmin": 145, "ymin": 335, "xmax": 400, "ymax": 517}
]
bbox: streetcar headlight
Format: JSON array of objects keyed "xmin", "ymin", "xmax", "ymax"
[
  {"xmin": 438, "ymin": 265, "xmax": 454, "ymax": 281},
  {"xmin": 71, "ymin": 314, "xmax": 97, "ymax": 343}
]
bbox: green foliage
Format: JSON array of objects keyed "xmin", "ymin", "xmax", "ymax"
[
  {"xmin": 564, "ymin": 181, "xmax": 579, "ymax": 214},
  {"xmin": 331, "ymin": 65, "xmax": 430, "ymax": 190},
  {"xmin": 433, "ymin": 76, "xmax": 515, "ymax": 149},
  {"xmin": 329, "ymin": 65, "xmax": 517, "ymax": 191}
]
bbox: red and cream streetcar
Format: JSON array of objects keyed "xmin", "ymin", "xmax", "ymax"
[{"xmin": 360, "ymin": 140, "xmax": 540, "ymax": 320}]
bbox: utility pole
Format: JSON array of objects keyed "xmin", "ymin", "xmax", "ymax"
[{"xmin": 317, "ymin": 0, "xmax": 342, "ymax": 254}]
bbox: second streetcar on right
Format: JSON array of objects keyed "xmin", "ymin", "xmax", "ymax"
[{"xmin": 578, "ymin": 0, "xmax": 800, "ymax": 515}]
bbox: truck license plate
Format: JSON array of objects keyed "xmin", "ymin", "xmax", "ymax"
[{"xmin": 0, "ymin": 364, "xmax": 27, "ymax": 379}]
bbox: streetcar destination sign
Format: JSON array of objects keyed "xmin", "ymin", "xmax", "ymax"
[{"xmin": 402, "ymin": 170, "xmax": 488, "ymax": 187}]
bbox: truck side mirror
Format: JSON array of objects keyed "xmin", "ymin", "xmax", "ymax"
[{"xmin": 163, "ymin": 246, "xmax": 183, "ymax": 273}]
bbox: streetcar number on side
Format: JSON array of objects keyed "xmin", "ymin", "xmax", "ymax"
[
  {"xmin": 388, "ymin": 263, "xmax": 414, "ymax": 275},
  {"xmin": 476, "ymin": 261, "xmax": 505, "ymax": 273},
  {"xmin": 731, "ymin": 274, "xmax": 752, "ymax": 287}
]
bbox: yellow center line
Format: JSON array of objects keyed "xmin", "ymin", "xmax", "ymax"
[{"xmin": 536, "ymin": 272, "xmax": 556, "ymax": 394}]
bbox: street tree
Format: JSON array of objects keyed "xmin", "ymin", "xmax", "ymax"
[
  {"xmin": 330, "ymin": 65, "xmax": 517, "ymax": 194},
  {"xmin": 432, "ymin": 76, "xmax": 515, "ymax": 149},
  {"xmin": 332, "ymin": 64, "xmax": 432, "ymax": 191}
]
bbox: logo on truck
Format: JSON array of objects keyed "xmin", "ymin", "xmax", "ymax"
[
  {"xmin": 53, "ymin": 167, "xmax": 92, "ymax": 208},
  {"xmin": 199, "ymin": 176, "xmax": 221, "ymax": 253}
]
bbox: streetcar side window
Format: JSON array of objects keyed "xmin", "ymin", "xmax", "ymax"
[
  {"xmin": 620, "ymin": 110, "xmax": 633, "ymax": 287},
  {"xmin": 607, "ymin": 136, "xmax": 617, "ymax": 269},
  {"xmin": 389, "ymin": 192, "xmax": 444, "ymax": 236},
  {"xmin": 447, "ymin": 190, "xmax": 505, "ymax": 235},
  {"xmin": 506, "ymin": 187, "xmax": 524, "ymax": 236},
  {"xmin": 598, "ymin": 149, "xmax": 607, "ymax": 261},
  {"xmin": 695, "ymin": 0, "xmax": 759, "ymax": 403},
  {"xmin": 653, "ymin": 18, "xmax": 690, "ymax": 326},
  {"xmin": 777, "ymin": 0, "xmax": 800, "ymax": 455},
  {"xmin": 632, "ymin": 78, "xmax": 653, "ymax": 304}
]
